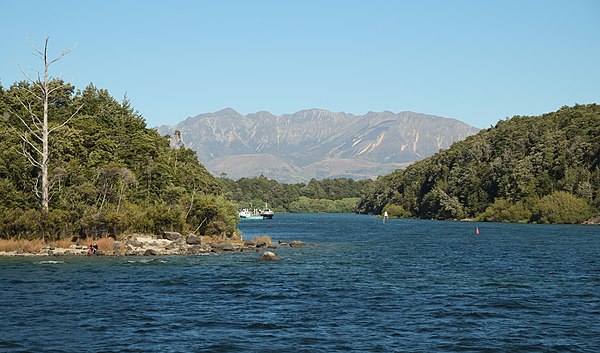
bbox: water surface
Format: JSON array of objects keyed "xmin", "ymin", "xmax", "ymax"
[{"xmin": 1, "ymin": 214, "xmax": 599, "ymax": 352}]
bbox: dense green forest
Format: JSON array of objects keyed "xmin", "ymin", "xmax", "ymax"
[
  {"xmin": 219, "ymin": 176, "xmax": 372, "ymax": 213},
  {"xmin": 0, "ymin": 81, "xmax": 238, "ymax": 240},
  {"xmin": 357, "ymin": 104, "xmax": 600, "ymax": 224}
]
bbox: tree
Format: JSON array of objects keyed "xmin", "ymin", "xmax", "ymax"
[{"xmin": 6, "ymin": 37, "xmax": 82, "ymax": 213}]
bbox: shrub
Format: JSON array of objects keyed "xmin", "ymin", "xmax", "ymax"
[
  {"xmin": 382, "ymin": 203, "xmax": 411, "ymax": 218},
  {"xmin": 532, "ymin": 191, "xmax": 592, "ymax": 224},
  {"xmin": 478, "ymin": 198, "xmax": 533, "ymax": 223}
]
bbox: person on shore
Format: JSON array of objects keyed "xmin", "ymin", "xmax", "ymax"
[{"xmin": 88, "ymin": 242, "xmax": 99, "ymax": 255}]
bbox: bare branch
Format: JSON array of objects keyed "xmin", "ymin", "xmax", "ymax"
[
  {"xmin": 17, "ymin": 144, "xmax": 42, "ymax": 168},
  {"xmin": 49, "ymin": 103, "xmax": 84, "ymax": 133},
  {"xmin": 17, "ymin": 132, "xmax": 43, "ymax": 157},
  {"xmin": 13, "ymin": 95, "xmax": 43, "ymax": 129},
  {"xmin": 24, "ymin": 37, "xmax": 76, "ymax": 83},
  {"xmin": 33, "ymin": 177, "xmax": 41, "ymax": 198},
  {"xmin": 47, "ymin": 81, "xmax": 71, "ymax": 95},
  {"xmin": 7, "ymin": 107, "xmax": 42, "ymax": 142},
  {"xmin": 23, "ymin": 85, "xmax": 43, "ymax": 102},
  {"xmin": 17, "ymin": 64, "xmax": 36, "ymax": 84}
]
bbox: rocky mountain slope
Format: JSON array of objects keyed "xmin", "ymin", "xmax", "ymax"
[{"xmin": 156, "ymin": 108, "xmax": 479, "ymax": 182}]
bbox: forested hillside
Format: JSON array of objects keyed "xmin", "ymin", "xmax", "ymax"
[
  {"xmin": 357, "ymin": 104, "xmax": 600, "ymax": 224},
  {"xmin": 0, "ymin": 81, "xmax": 238, "ymax": 239},
  {"xmin": 220, "ymin": 176, "xmax": 372, "ymax": 213}
]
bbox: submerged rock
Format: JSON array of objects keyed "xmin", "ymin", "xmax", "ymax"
[{"xmin": 289, "ymin": 240, "xmax": 306, "ymax": 248}]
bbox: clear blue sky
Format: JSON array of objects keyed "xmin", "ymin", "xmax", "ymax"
[{"xmin": 1, "ymin": 0, "xmax": 598, "ymax": 128}]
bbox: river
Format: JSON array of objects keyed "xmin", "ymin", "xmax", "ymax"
[{"xmin": 1, "ymin": 213, "xmax": 599, "ymax": 352}]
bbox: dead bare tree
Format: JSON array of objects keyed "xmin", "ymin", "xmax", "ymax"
[{"xmin": 8, "ymin": 37, "xmax": 83, "ymax": 213}]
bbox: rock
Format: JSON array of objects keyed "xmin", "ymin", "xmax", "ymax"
[
  {"xmin": 260, "ymin": 251, "xmax": 280, "ymax": 261},
  {"xmin": 220, "ymin": 243, "xmax": 236, "ymax": 251},
  {"xmin": 144, "ymin": 249, "xmax": 159, "ymax": 256},
  {"xmin": 163, "ymin": 231, "xmax": 182, "ymax": 241},
  {"xmin": 256, "ymin": 240, "xmax": 268, "ymax": 248},
  {"xmin": 187, "ymin": 245, "xmax": 211, "ymax": 255},
  {"xmin": 128, "ymin": 238, "xmax": 142, "ymax": 248},
  {"xmin": 289, "ymin": 240, "xmax": 306, "ymax": 248},
  {"xmin": 186, "ymin": 234, "xmax": 201, "ymax": 245},
  {"xmin": 165, "ymin": 242, "xmax": 179, "ymax": 250},
  {"xmin": 583, "ymin": 215, "xmax": 600, "ymax": 224},
  {"xmin": 113, "ymin": 241, "xmax": 123, "ymax": 253}
]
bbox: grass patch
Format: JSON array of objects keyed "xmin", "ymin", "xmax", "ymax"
[
  {"xmin": 52, "ymin": 238, "xmax": 76, "ymax": 249},
  {"xmin": 80, "ymin": 236, "xmax": 116, "ymax": 251},
  {"xmin": 0, "ymin": 239, "xmax": 46, "ymax": 253},
  {"xmin": 0, "ymin": 236, "xmax": 118, "ymax": 254}
]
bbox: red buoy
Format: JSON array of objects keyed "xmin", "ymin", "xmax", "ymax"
[{"xmin": 476, "ymin": 227, "xmax": 480, "ymax": 235}]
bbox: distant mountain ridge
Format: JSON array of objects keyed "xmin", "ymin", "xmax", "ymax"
[{"xmin": 156, "ymin": 108, "xmax": 480, "ymax": 182}]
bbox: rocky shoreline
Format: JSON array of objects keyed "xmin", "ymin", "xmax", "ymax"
[{"xmin": 0, "ymin": 231, "xmax": 306, "ymax": 259}]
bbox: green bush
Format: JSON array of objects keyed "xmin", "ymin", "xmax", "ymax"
[
  {"xmin": 532, "ymin": 191, "xmax": 592, "ymax": 224},
  {"xmin": 382, "ymin": 203, "xmax": 411, "ymax": 218},
  {"xmin": 478, "ymin": 198, "xmax": 533, "ymax": 223}
]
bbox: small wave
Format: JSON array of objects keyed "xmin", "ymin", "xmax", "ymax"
[
  {"xmin": 35, "ymin": 260, "xmax": 64, "ymax": 264},
  {"xmin": 125, "ymin": 258, "xmax": 167, "ymax": 264},
  {"xmin": 245, "ymin": 322, "xmax": 285, "ymax": 330}
]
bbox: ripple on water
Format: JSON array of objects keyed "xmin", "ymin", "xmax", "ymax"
[{"xmin": 0, "ymin": 215, "xmax": 599, "ymax": 352}]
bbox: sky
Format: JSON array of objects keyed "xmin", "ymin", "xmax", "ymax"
[{"xmin": 1, "ymin": 0, "xmax": 598, "ymax": 129}]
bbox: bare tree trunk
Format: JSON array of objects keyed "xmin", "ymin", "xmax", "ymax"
[
  {"xmin": 9, "ymin": 37, "xmax": 82, "ymax": 213},
  {"xmin": 41, "ymin": 53, "xmax": 50, "ymax": 213}
]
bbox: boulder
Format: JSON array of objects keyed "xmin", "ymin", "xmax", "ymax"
[
  {"xmin": 220, "ymin": 243, "xmax": 236, "ymax": 252},
  {"xmin": 144, "ymin": 249, "xmax": 159, "ymax": 256},
  {"xmin": 186, "ymin": 234, "xmax": 201, "ymax": 245},
  {"xmin": 163, "ymin": 231, "xmax": 182, "ymax": 241},
  {"xmin": 260, "ymin": 251, "xmax": 280, "ymax": 261}
]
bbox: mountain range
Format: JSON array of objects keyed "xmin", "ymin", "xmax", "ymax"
[{"xmin": 156, "ymin": 108, "xmax": 480, "ymax": 182}]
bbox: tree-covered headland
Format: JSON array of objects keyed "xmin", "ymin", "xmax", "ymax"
[
  {"xmin": 1, "ymin": 51, "xmax": 237, "ymax": 240},
  {"xmin": 219, "ymin": 176, "xmax": 371, "ymax": 213},
  {"xmin": 357, "ymin": 104, "xmax": 600, "ymax": 224}
]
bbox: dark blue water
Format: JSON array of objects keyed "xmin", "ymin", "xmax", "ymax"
[{"xmin": 1, "ymin": 214, "xmax": 599, "ymax": 352}]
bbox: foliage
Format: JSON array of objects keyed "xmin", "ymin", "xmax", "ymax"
[
  {"xmin": 0, "ymin": 81, "xmax": 236, "ymax": 240},
  {"xmin": 357, "ymin": 104, "xmax": 600, "ymax": 224},
  {"xmin": 220, "ymin": 175, "xmax": 372, "ymax": 213},
  {"xmin": 531, "ymin": 191, "xmax": 592, "ymax": 224},
  {"xmin": 382, "ymin": 203, "xmax": 411, "ymax": 218},
  {"xmin": 288, "ymin": 196, "xmax": 359, "ymax": 213},
  {"xmin": 477, "ymin": 198, "xmax": 535, "ymax": 223}
]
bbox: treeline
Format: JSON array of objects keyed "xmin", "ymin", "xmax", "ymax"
[
  {"xmin": 0, "ymin": 81, "xmax": 238, "ymax": 240},
  {"xmin": 357, "ymin": 104, "xmax": 600, "ymax": 224},
  {"xmin": 219, "ymin": 176, "xmax": 373, "ymax": 213}
]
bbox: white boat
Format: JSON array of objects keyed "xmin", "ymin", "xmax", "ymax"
[
  {"xmin": 238, "ymin": 208, "xmax": 263, "ymax": 220},
  {"xmin": 238, "ymin": 203, "xmax": 275, "ymax": 220},
  {"xmin": 259, "ymin": 206, "xmax": 275, "ymax": 219}
]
